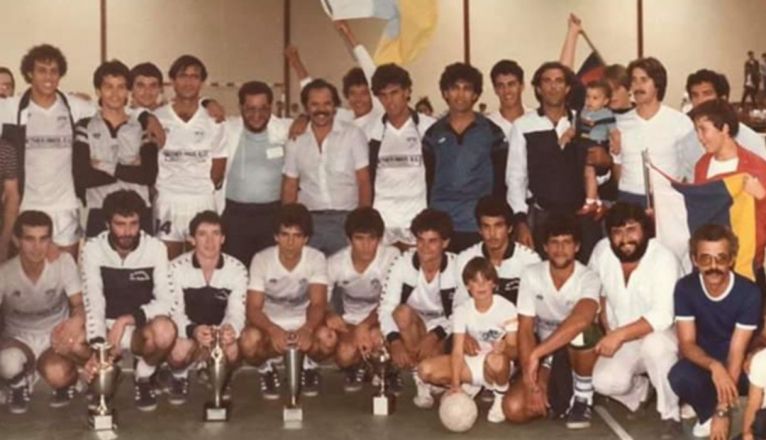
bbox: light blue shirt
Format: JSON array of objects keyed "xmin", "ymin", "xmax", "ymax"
[{"xmin": 225, "ymin": 129, "xmax": 283, "ymax": 203}]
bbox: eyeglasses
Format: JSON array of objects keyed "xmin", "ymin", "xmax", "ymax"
[{"xmin": 695, "ymin": 253, "xmax": 732, "ymax": 266}]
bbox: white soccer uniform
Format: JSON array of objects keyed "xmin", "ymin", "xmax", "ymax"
[
  {"xmin": 516, "ymin": 261, "xmax": 601, "ymax": 341},
  {"xmin": 154, "ymin": 103, "xmax": 226, "ymax": 241},
  {"xmin": 452, "ymin": 295, "xmax": 518, "ymax": 386},
  {"xmin": 454, "ymin": 242, "xmax": 541, "ymax": 307},
  {"xmin": 170, "ymin": 251, "xmax": 248, "ymax": 339},
  {"xmin": 327, "ymin": 245, "xmax": 399, "ymax": 325},
  {"xmin": 379, "ymin": 250, "xmax": 459, "ymax": 340},
  {"xmin": 248, "ymin": 246, "xmax": 328, "ymax": 331},
  {"xmin": 0, "ymin": 254, "xmax": 81, "ymax": 358},
  {"xmin": 368, "ymin": 113, "xmax": 435, "ymax": 245}
]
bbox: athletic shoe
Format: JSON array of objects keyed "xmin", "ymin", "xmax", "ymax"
[
  {"xmin": 343, "ymin": 367, "xmax": 364, "ymax": 393},
  {"xmin": 134, "ymin": 378, "xmax": 158, "ymax": 412},
  {"xmin": 680, "ymin": 403, "xmax": 696, "ymax": 420},
  {"xmin": 260, "ymin": 369, "xmax": 280, "ymax": 400},
  {"xmin": 385, "ymin": 371, "xmax": 403, "ymax": 396},
  {"xmin": 8, "ymin": 385, "xmax": 30, "ymax": 414},
  {"xmin": 565, "ymin": 397, "xmax": 592, "ymax": 429},
  {"xmin": 49, "ymin": 385, "xmax": 76, "ymax": 408},
  {"xmin": 659, "ymin": 419, "xmax": 684, "ymax": 440},
  {"xmin": 167, "ymin": 376, "xmax": 189, "ymax": 405},
  {"xmin": 301, "ymin": 368, "xmax": 320, "ymax": 397},
  {"xmin": 412, "ymin": 374, "xmax": 434, "ymax": 409},
  {"xmin": 692, "ymin": 418, "xmax": 711, "ymax": 438},
  {"xmin": 487, "ymin": 393, "xmax": 506, "ymax": 423}
]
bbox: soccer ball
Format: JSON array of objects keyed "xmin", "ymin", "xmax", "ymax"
[{"xmin": 438, "ymin": 392, "xmax": 478, "ymax": 432}]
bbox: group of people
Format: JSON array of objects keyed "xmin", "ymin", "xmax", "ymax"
[
  {"xmin": 742, "ymin": 50, "xmax": 766, "ymax": 108},
  {"xmin": 0, "ymin": 13, "xmax": 765, "ymax": 440}
]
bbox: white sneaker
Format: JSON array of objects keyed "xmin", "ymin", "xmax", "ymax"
[
  {"xmin": 412, "ymin": 374, "xmax": 434, "ymax": 409},
  {"xmin": 487, "ymin": 394, "xmax": 505, "ymax": 423},
  {"xmin": 681, "ymin": 403, "xmax": 696, "ymax": 420},
  {"xmin": 692, "ymin": 418, "xmax": 711, "ymax": 438}
]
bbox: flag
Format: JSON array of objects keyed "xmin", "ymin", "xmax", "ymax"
[
  {"xmin": 576, "ymin": 51, "xmax": 606, "ymax": 84},
  {"xmin": 650, "ymin": 164, "xmax": 757, "ymax": 280},
  {"xmin": 321, "ymin": 0, "xmax": 438, "ymax": 65}
]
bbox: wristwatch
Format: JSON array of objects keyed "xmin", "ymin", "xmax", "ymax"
[{"xmin": 714, "ymin": 407, "xmax": 730, "ymax": 418}]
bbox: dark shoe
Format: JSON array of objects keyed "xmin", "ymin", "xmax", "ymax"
[
  {"xmin": 134, "ymin": 378, "xmax": 158, "ymax": 412},
  {"xmin": 659, "ymin": 419, "xmax": 683, "ymax": 440},
  {"xmin": 260, "ymin": 369, "xmax": 280, "ymax": 401},
  {"xmin": 386, "ymin": 371, "xmax": 403, "ymax": 396},
  {"xmin": 343, "ymin": 367, "xmax": 364, "ymax": 393},
  {"xmin": 565, "ymin": 397, "xmax": 592, "ymax": 429},
  {"xmin": 301, "ymin": 368, "xmax": 320, "ymax": 397},
  {"xmin": 49, "ymin": 385, "xmax": 76, "ymax": 408},
  {"xmin": 167, "ymin": 376, "xmax": 189, "ymax": 405},
  {"xmin": 8, "ymin": 385, "xmax": 30, "ymax": 415}
]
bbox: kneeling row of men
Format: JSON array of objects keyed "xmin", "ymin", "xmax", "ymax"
[{"xmin": 1, "ymin": 188, "xmax": 765, "ymax": 439}]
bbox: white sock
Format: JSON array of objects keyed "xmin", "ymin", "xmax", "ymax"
[
  {"xmin": 573, "ymin": 373, "xmax": 594, "ymax": 405},
  {"xmin": 135, "ymin": 358, "xmax": 156, "ymax": 381},
  {"xmin": 0, "ymin": 347, "xmax": 26, "ymax": 383},
  {"xmin": 493, "ymin": 382, "xmax": 509, "ymax": 395}
]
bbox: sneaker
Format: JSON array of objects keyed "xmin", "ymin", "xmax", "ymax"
[
  {"xmin": 565, "ymin": 397, "xmax": 592, "ymax": 429},
  {"xmin": 343, "ymin": 367, "xmax": 363, "ymax": 393},
  {"xmin": 385, "ymin": 371, "xmax": 403, "ymax": 396},
  {"xmin": 155, "ymin": 366, "xmax": 173, "ymax": 393},
  {"xmin": 487, "ymin": 393, "xmax": 506, "ymax": 423},
  {"xmin": 134, "ymin": 378, "xmax": 158, "ymax": 412},
  {"xmin": 659, "ymin": 419, "xmax": 684, "ymax": 440},
  {"xmin": 692, "ymin": 418, "xmax": 711, "ymax": 438},
  {"xmin": 167, "ymin": 376, "xmax": 189, "ymax": 405},
  {"xmin": 412, "ymin": 374, "xmax": 434, "ymax": 409},
  {"xmin": 260, "ymin": 369, "xmax": 280, "ymax": 400},
  {"xmin": 680, "ymin": 403, "xmax": 696, "ymax": 420},
  {"xmin": 49, "ymin": 386, "xmax": 76, "ymax": 408},
  {"xmin": 8, "ymin": 385, "xmax": 30, "ymax": 414},
  {"xmin": 301, "ymin": 368, "xmax": 320, "ymax": 397}
]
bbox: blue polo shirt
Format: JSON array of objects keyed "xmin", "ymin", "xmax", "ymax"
[{"xmin": 422, "ymin": 113, "xmax": 507, "ymax": 232}]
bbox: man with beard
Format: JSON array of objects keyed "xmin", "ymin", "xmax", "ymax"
[
  {"xmin": 669, "ymin": 224, "xmax": 762, "ymax": 440},
  {"xmin": 281, "ymin": 79, "xmax": 371, "ymax": 256},
  {"xmin": 588, "ymin": 202, "xmax": 683, "ymax": 439},
  {"xmin": 154, "ymin": 55, "xmax": 227, "ymax": 259},
  {"xmin": 81, "ymin": 190, "xmax": 177, "ymax": 411},
  {"xmin": 220, "ymin": 81, "xmax": 292, "ymax": 266}
]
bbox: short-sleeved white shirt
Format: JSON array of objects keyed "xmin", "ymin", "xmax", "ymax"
[
  {"xmin": 327, "ymin": 245, "xmax": 399, "ymax": 324},
  {"xmin": 282, "ymin": 120, "xmax": 369, "ymax": 211},
  {"xmin": 452, "ymin": 295, "xmax": 518, "ymax": 354},
  {"xmin": 154, "ymin": 103, "xmax": 226, "ymax": 196},
  {"xmin": 0, "ymin": 253, "xmax": 81, "ymax": 336},
  {"xmin": 516, "ymin": 261, "xmax": 601, "ymax": 339},
  {"xmin": 248, "ymin": 246, "xmax": 328, "ymax": 321}
]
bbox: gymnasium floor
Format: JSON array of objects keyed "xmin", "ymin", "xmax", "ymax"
[{"xmin": 0, "ymin": 367, "xmax": 747, "ymax": 440}]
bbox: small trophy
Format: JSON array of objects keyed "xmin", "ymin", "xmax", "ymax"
[
  {"xmin": 89, "ymin": 342, "xmax": 118, "ymax": 431},
  {"xmin": 204, "ymin": 327, "xmax": 231, "ymax": 422},
  {"xmin": 365, "ymin": 347, "xmax": 396, "ymax": 415},
  {"xmin": 283, "ymin": 333, "xmax": 303, "ymax": 428}
]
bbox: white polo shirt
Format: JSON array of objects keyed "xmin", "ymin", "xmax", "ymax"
[
  {"xmin": 283, "ymin": 120, "xmax": 369, "ymax": 211},
  {"xmin": 587, "ymin": 238, "xmax": 681, "ymax": 332},
  {"xmin": 616, "ymin": 105, "xmax": 693, "ymax": 195}
]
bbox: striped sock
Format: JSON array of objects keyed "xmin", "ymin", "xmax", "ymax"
[
  {"xmin": 493, "ymin": 382, "xmax": 509, "ymax": 395},
  {"xmin": 573, "ymin": 373, "xmax": 593, "ymax": 405}
]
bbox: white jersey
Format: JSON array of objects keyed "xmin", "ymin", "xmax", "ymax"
[
  {"xmin": 170, "ymin": 251, "xmax": 248, "ymax": 338},
  {"xmin": 369, "ymin": 113, "xmax": 435, "ymax": 232},
  {"xmin": 327, "ymin": 245, "xmax": 400, "ymax": 325},
  {"xmin": 0, "ymin": 253, "xmax": 81, "ymax": 337},
  {"xmin": 454, "ymin": 242, "xmax": 541, "ymax": 306},
  {"xmin": 353, "ymin": 107, "xmax": 384, "ymax": 140},
  {"xmin": 154, "ymin": 102, "xmax": 226, "ymax": 196},
  {"xmin": 452, "ymin": 295, "xmax": 518, "ymax": 354},
  {"xmin": 248, "ymin": 246, "xmax": 328, "ymax": 322},
  {"xmin": 516, "ymin": 261, "xmax": 601, "ymax": 340}
]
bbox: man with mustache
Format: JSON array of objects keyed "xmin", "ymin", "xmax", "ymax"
[
  {"xmin": 668, "ymin": 224, "xmax": 762, "ymax": 440},
  {"xmin": 588, "ymin": 202, "xmax": 684, "ymax": 439},
  {"xmin": 281, "ymin": 79, "xmax": 371, "ymax": 256}
]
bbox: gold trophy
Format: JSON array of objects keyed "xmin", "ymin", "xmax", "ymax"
[
  {"xmin": 283, "ymin": 333, "xmax": 303, "ymax": 428},
  {"xmin": 89, "ymin": 342, "xmax": 118, "ymax": 431},
  {"xmin": 204, "ymin": 327, "xmax": 231, "ymax": 422},
  {"xmin": 365, "ymin": 347, "xmax": 396, "ymax": 415}
]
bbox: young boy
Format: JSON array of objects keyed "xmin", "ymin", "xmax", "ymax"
[{"xmin": 416, "ymin": 256, "xmax": 518, "ymax": 423}]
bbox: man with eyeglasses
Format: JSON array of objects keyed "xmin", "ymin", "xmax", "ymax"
[{"xmin": 668, "ymin": 224, "xmax": 762, "ymax": 440}]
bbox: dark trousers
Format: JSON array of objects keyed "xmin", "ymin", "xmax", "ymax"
[
  {"xmin": 222, "ymin": 199, "xmax": 280, "ymax": 266},
  {"xmin": 529, "ymin": 205, "xmax": 603, "ymax": 263},
  {"xmin": 86, "ymin": 207, "xmax": 153, "ymax": 238},
  {"xmin": 668, "ymin": 358, "xmax": 749, "ymax": 424},
  {"xmin": 447, "ymin": 231, "xmax": 481, "ymax": 254}
]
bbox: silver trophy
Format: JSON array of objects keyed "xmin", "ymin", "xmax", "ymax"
[
  {"xmin": 283, "ymin": 333, "xmax": 303, "ymax": 428},
  {"xmin": 89, "ymin": 342, "xmax": 118, "ymax": 431},
  {"xmin": 365, "ymin": 347, "xmax": 396, "ymax": 415},
  {"xmin": 204, "ymin": 327, "xmax": 231, "ymax": 422}
]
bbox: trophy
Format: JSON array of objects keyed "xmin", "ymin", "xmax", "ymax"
[
  {"xmin": 365, "ymin": 347, "xmax": 396, "ymax": 415},
  {"xmin": 89, "ymin": 342, "xmax": 118, "ymax": 431},
  {"xmin": 204, "ymin": 327, "xmax": 231, "ymax": 422},
  {"xmin": 283, "ymin": 333, "xmax": 303, "ymax": 428}
]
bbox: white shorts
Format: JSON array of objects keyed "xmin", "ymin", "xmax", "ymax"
[
  {"xmin": 8, "ymin": 332, "xmax": 51, "ymax": 360},
  {"xmin": 464, "ymin": 352, "xmax": 489, "ymax": 386},
  {"xmin": 41, "ymin": 208, "xmax": 82, "ymax": 247},
  {"xmin": 154, "ymin": 193, "xmax": 216, "ymax": 242},
  {"xmin": 271, "ymin": 316, "xmax": 306, "ymax": 332}
]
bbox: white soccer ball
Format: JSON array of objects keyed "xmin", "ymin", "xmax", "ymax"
[{"xmin": 439, "ymin": 392, "xmax": 478, "ymax": 433}]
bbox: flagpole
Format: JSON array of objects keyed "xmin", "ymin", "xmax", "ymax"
[{"xmin": 580, "ymin": 30, "xmax": 605, "ymax": 65}]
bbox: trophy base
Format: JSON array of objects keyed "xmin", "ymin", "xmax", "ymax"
[
  {"xmin": 373, "ymin": 394, "xmax": 396, "ymax": 416},
  {"xmin": 89, "ymin": 411, "xmax": 116, "ymax": 431},
  {"xmin": 283, "ymin": 406, "xmax": 303, "ymax": 429},
  {"xmin": 204, "ymin": 401, "xmax": 230, "ymax": 422}
]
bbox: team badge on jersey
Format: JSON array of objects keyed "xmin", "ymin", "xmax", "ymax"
[{"xmin": 129, "ymin": 270, "xmax": 151, "ymax": 282}]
